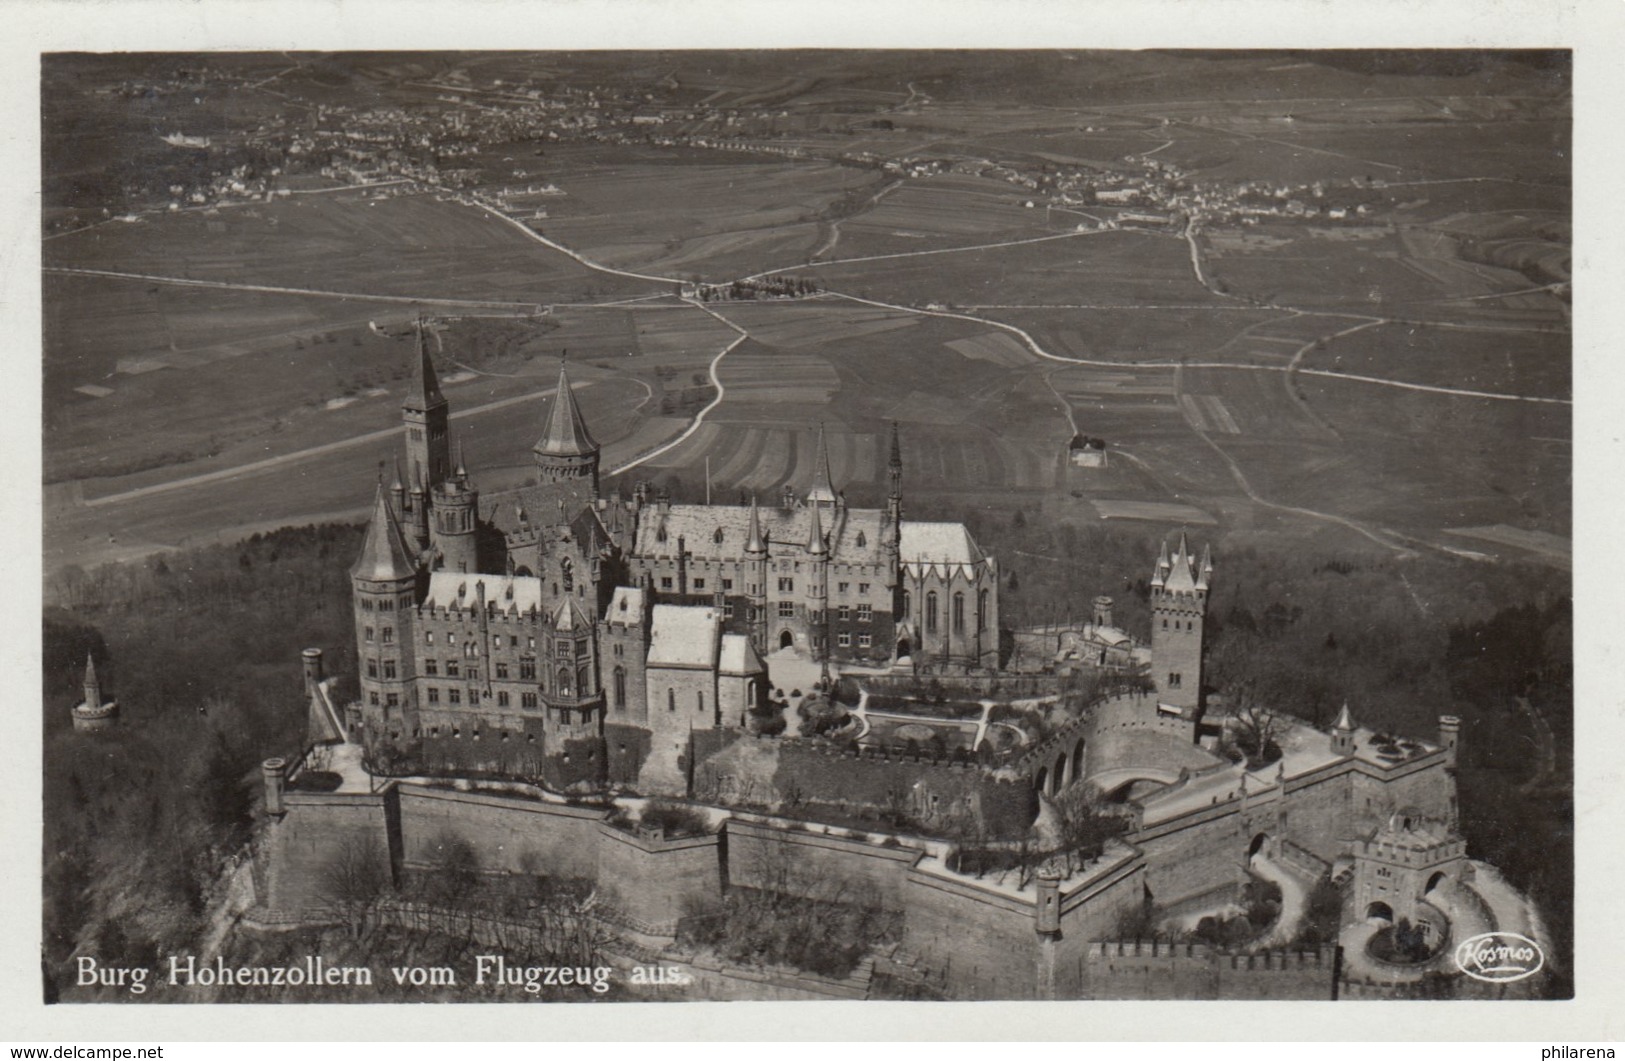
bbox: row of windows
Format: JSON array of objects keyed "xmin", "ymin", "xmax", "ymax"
[
  {"xmin": 1161, "ymin": 618, "xmax": 1198, "ymax": 630},
  {"xmin": 359, "ymin": 597, "xmax": 408, "ymax": 612},
  {"xmin": 904, "ymin": 590, "xmax": 989, "ymax": 636},
  {"xmin": 665, "ymin": 688, "xmax": 706, "ymax": 713},
  {"xmin": 836, "ymin": 632, "xmax": 875, "ymax": 648}
]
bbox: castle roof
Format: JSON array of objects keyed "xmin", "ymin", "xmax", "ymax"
[
  {"xmin": 899, "ymin": 521, "xmax": 984, "ymax": 566},
  {"xmin": 605, "ymin": 586, "xmax": 645, "ymax": 626},
  {"xmin": 718, "ymin": 633, "xmax": 765, "ymax": 677},
  {"xmin": 351, "ymin": 484, "xmax": 420, "ymax": 582},
  {"xmin": 806, "ymin": 496, "xmax": 828, "ymax": 556},
  {"xmin": 647, "ymin": 605, "xmax": 719, "ymax": 669},
  {"xmin": 424, "ymin": 572, "xmax": 545, "ymax": 614},
  {"xmin": 534, "ymin": 362, "xmax": 598, "ymax": 458},
  {"xmin": 1333, "ymin": 703, "xmax": 1355, "ymax": 732},
  {"xmin": 745, "ymin": 496, "xmax": 766, "ymax": 555},
  {"xmin": 402, "ymin": 320, "xmax": 446, "ymax": 413},
  {"xmin": 553, "ymin": 596, "xmax": 592, "ymax": 633},
  {"xmin": 636, "ymin": 503, "xmax": 886, "ymax": 566}
]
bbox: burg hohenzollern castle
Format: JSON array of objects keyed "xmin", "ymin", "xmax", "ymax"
[{"xmin": 235, "ymin": 328, "xmax": 1551, "ymax": 1001}]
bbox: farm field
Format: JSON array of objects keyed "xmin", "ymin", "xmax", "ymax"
[
  {"xmin": 44, "ymin": 191, "xmax": 655, "ymax": 302},
  {"xmin": 987, "ymin": 306, "xmax": 1294, "ymax": 364},
  {"xmin": 795, "ymin": 229, "xmax": 1224, "ymax": 309},
  {"xmin": 1310, "ymin": 322, "xmax": 1571, "ymax": 399}
]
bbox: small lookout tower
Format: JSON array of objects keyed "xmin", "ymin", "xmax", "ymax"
[{"xmin": 72, "ymin": 653, "xmax": 119, "ymax": 732}]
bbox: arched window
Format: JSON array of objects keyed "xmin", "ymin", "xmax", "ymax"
[
  {"xmin": 903, "ymin": 590, "xmax": 912, "ymax": 618},
  {"xmin": 696, "ymin": 690, "xmax": 705, "ymax": 713},
  {"xmin": 561, "ymin": 558, "xmax": 573, "ymax": 593},
  {"xmin": 558, "ymin": 666, "xmax": 573, "ymax": 697},
  {"xmin": 613, "ymin": 666, "xmax": 626, "ymax": 709},
  {"xmin": 978, "ymin": 589, "xmax": 988, "ymax": 632},
  {"xmin": 926, "ymin": 592, "xmax": 939, "ymax": 635},
  {"xmin": 856, "ymin": 531, "xmax": 866, "ymax": 547},
  {"xmin": 714, "ymin": 527, "xmax": 724, "ymax": 544},
  {"xmin": 667, "ymin": 688, "xmax": 676, "ymax": 712},
  {"xmin": 952, "ymin": 592, "xmax": 964, "ymax": 634}
]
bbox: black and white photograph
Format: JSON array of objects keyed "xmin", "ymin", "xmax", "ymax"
[{"xmin": 16, "ymin": 0, "xmax": 1612, "ymax": 1040}]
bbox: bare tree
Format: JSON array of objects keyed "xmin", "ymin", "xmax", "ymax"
[{"xmin": 317, "ymin": 833, "xmax": 391, "ymax": 939}]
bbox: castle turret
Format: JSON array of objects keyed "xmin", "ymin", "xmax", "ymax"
[
  {"xmin": 882, "ymin": 422, "xmax": 903, "ymax": 600},
  {"xmin": 408, "ymin": 468, "xmax": 430, "ymax": 552},
  {"xmin": 1331, "ymin": 702, "xmax": 1356, "ymax": 757},
  {"xmin": 1150, "ymin": 532, "xmax": 1207, "ymax": 715},
  {"xmin": 402, "ymin": 319, "xmax": 451, "ymax": 491},
  {"xmin": 806, "ymin": 499, "xmax": 829, "ymax": 659},
  {"xmin": 534, "ymin": 359, "xmax": 600, "ymax": 492},
  {"xmin": 431, "ymin": 441, "xmax": 480, "ymax": 574},
  {"xmin": 1093, "ymin": 595, "xmax": 1114, "ymax": 630},
  {"xmin": 745, "ymin": 497, "xmax": 769, "ymax": 653},
  {"xmin": 352, "ymin": 483, "xmax": 420, "ymax": 748},
  {"xmin": 302, "ymin": 647, "xmax": 324, "ymax": 700},
  {"xmin": 1439, "ymin": 714, "xmax": 1461, "ymax": 768},
  {"xmin": 72, "ymin": 653, "xmax": 118, "ymax": 732},
  {"xmin": 262, "ymin": 758, "xmax": 287, "ymax": 817}
]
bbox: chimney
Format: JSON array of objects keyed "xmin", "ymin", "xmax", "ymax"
[{"xmin": 262, "ymin": 758, "xmax": 288, "ymax": 817}]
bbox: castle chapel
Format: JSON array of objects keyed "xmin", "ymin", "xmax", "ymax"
[{"xmin": 348, "ymin": 330, "xmax": 1000, "ymax": 791}]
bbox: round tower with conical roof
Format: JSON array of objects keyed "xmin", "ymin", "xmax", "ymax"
[
  {"xmin": 534, "ymin": 359, "xmax": 600, "ymax": 492},
  {"xmin": 352, "ymin": 482, "xmax": 422, "ymax": 755},
  {"xmin": 432, "ymin": 441, "xmax": 480, "ymax": 574},
  {"xmin": 72, "ymin": 653, "xmax": 118, "ymax": 732}
]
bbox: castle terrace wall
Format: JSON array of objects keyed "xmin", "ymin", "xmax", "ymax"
[
  {"xmin": 1080, "ymin": 941, "xmax": 1335, "ymax": 1000},
  {"xmin": 1050, "ymin": 845, "xmax": 1149, "ymax": 997},
  {"xmin": 854, "ymin": 672, "xmax": 1061, "ymax": 700},
  {"xmin": 594, "ymin": 823, "xmax": 722, "ymax": 933},
  {"xmin": 261, "ymin": 790, "xmax": 393, "ymax": 918},
  {"xmin": 395, "ymin": 785, "xmax": 606, "ymax": 879},
  {"xmin": 1127, "ymin": 795, "xmax": 1250, "ymax": 908},
  {"xmin": 1082, "ymin": 694, "xmax": 1217, "ymax": 782},
  {"xmin": 902, "ymin": 861, "xmax": 1041, "ymax": 999},
  {"xmin": 724, "ymin": 818, "xmax": 920, "ymax": 910}
]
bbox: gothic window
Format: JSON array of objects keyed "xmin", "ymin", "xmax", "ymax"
[
  {"xmin": 859, "ymin": 582, "xmax": 870, "ymax": 595},
  {"xmin": 520, "ymin": 658, "xmax": 536, "ymax": 680},
  {"xmin": 383, "ymin": 660, "xmax": 397, "ymax": 679},
  {"xmin": 978, "ymin": 589, "xmax": 989, "ymax": 632},
  {"xmin": 778, "ymin": 577, "xmax": 794, "ymax": 593},
  {"xmin": 714, "ymin": 528, "xmax": 725, "ymax": 544},
  {"xmin": 952, "ymin": 593, "xmax": 965, "ymax": 634},
  {"xmin": 496, "ymin": 662, "xmax": 509, "ymax": 679},
  {"xmin": 578, "ymin": 666, "xmax": 591, "ymax": 694},
  {"xmin": 558, "ymin": 667, "xmax": 573, "ymax": 698},
  {"xmin": 613, "ymin": 667, "xmax": 626, "ymax": 709},
  {"xmin": 424, "ymin": 630, "xmax": 433, "ymax": 644},
  {"xmin": 661, "ymin": 577, "xmax": 673, "ymax": 590},
  {"xmin": 838, "ymin": 582, "xmax": 849, "ymax": 594},
  {"xmin": 381, "ymin": 626, "xmax": 394, "ymax": 644},
  {"xmin": 364, "ymin": 626, "xmax": 375, "ymax": 643},
  {"xmin": 722, "ymin": 578, "xmax": 733, "ymax": 591},
  {"xmin": 428, "ymin": 687, "xmax": 440, "ymax": 704},
  {"xmin": 362, "ymin": 599, "xmax": 374, "ymax": 612},
  {"xmin": 1162, "ymin": 618, "xmax": 1169, "ymax": 629},
  {"xmin": 379, "ymin": 599, "xmax": 394, "ymax": 613},
  {"xmin": 613, "ymin": 643, "xmax": 623, "ymax": 657},
  {"xmin": 449, "ymin": 689, "xmax": 462, "ymax": 705},
  {"xmin": 903, "ymin": 590, "xmax": 912, "ymax": 617},
  {"xmin": 467, "ymin": 666, "xmax": 478, "ymax": 681},
  {"xmin": 386, "ymin": 693, "xmax": 398, "ymax": 708},
  {"xmin": 522, "ymin": 692, "xmax": 538, "ymax": 709},
  {"xmin": 694, "ymin": 578, "xmax": 706, "ymax": 591},
  {"xmin": 369, "ymin": 691, "xmax": 379, "ymax": 706},
  {"xmin": 667, "ymin": 688, "xmax": 676, "ymax": 713},
  {"xmin": 561, "ymin": 558, "xmax": 573, "ymax": 593},
  {"xmin": 856, "ymin": 532, "xmax": 866, "ymax": 547},
  {"xmin": 657, "ymin": 528, "xmax": 667, "ymax": 544},
  {"xmin": 556, "ymin": 639, "xmax": 572, "ymax": 656},
  {"xmin": 497, "ymin": 691, "xmax": 510, "ymax": 707},
  {"xmin": 778, "ymin": 600, "xmax": 794, "ymax": 618},
  {"xmin": 1169, "ymin": 672, "xmax": 1181, "ymax": 688},
  {"xmin": 696, "ymin": 690, "xmax": 705, "ymax": 713},
  {"xmin": 367, "ymin": 658, "xmax": 378, "ymax": 678},
  {"xmin": 926, "ymin": 592, "xmax": 939, "ymax": 635},
  {"xmin": 447, "ymin": 660, "xmax": 460, "ymax": 677}
]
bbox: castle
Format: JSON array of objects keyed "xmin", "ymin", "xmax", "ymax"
[
  {"xmin": 348, "ymin": 328, "xmax": 999, "ymax": 794},
  {"xmin": 242, "ymin": 330, "xmax": 1548, "ymax": 1001}
]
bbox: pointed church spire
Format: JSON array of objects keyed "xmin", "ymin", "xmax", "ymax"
[
  {"xmin": 806, "ymin": 422, "xmax": 837, "ymax": 505},
  {"xmin": 746, "ymin": 496, "xmax": 767, "ymax": 555},
  {"xmin": 350, "ymin": 482, "xmax": 419, "ymax": 582},
  {"xmin": 83, "ymin": 653, "xmax": 101, "ymax": 709},
  {"xmin": 806, "ymin": 496, "xmax": 828, "ymax": 556},
  {"xmin": 889, "ymin": 419, "xmax": 903, "ymax": 473},
  {"xmin": 536, "ymin": 357, "xmax": 599, "ymax": 457},
  {"xmin": 1334, "ymin": 702, "xmax": 1355, "ymax": 732},
  {"xmin": 404, "ymin": 317, "xmax": 446, "ymax": 413}
]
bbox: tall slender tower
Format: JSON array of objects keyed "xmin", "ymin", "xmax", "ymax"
[
  {"xmin": 72, "ymin": 653, "xmax": 119, "ymax": 731},
  {"xmin": 432, "ymin": 442, "xmax": 480, "ymax": 574},
  {"xmin": 806, "ymin": 422, "xmax": 837, "ymax": 507},
  {"xmin": 1150, "ymin": 531, "xmax": 1209, "ymax": 714},
  {"xmin": 402, "ymin": 320, "xmax": 451, "ymax": 491},
  {"xmin": 805, "ymin": 500, "xmax": 829, "ymax": 660},
  {"xmin": 534, "ymin": 359, "xmax": 600, "ymax": 491},
  {"xmin": 352, "ymin": 483, "xmax": 421, "ymax": 749},
  {"xmin": 882, "ymin": 422, "xmax": 903, "ymax": 613},
  {"xmin": 745, "ymin": 496, "xmax": 769, "ymax": 653}
]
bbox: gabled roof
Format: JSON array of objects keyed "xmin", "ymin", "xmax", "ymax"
[
  {"xmin": 605, "ymin": 586, "xmax": 645, "ymax": 626},
  {"xmin": 535, "ymin": 362, "xmax": 598, "ymax": 457},
  {"xmin": 647, "ymin": 605, "xmax": 719, "ymax": 669},
  {"xmin": 424, "ymin": 572, "xmax": 545, "ymax": 614},
  {"xmin": 899, "ymin": 521, "xmax": 984, "ymax": 565},
  {"xmin": 719, "ymin": 633, "xmax": 765, "ymax": 677},
  {"xmin": 350, "ymin": 484, "xmax": 420, "ymax": 582},
  {"xmin": 553, "ymin": 596, "xmax": 591, "ymax": 633}
]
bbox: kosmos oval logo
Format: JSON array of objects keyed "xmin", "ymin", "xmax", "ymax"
[{"xmin": 1453, "ymin": 932, "xmax": 1545, "ymax": 982}]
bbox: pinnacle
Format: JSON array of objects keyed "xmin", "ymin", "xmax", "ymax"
[{"xmin": 535, "ymin": 360, "xmax": 599, "ymax": 457}]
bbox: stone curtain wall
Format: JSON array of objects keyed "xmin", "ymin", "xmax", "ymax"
[
  {"xmin": 724, "ymin": 818, "xmax": 919, "ymax": 910},
  {"xmin": 260, "ymin": 790, "xmax": 393, "ymax": 918},
  {"xmin": 594, "ymin": 823, "xmax": 722, "ymax": 933},
  {"xmin": 396, "ymin": 786, "xmax": 605, "ymax": 878},
  {"xmin": 1080, "ymin": 941, "xmax": 1336, "ymax": 1000}
]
